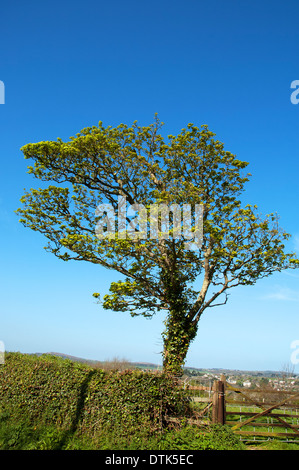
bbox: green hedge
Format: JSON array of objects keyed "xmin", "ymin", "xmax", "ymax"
[{"xmin": 0, "ymin": 353, "xmax": 189, "ymax": 438}]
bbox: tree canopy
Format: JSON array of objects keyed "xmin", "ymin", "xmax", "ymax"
[{"xmin": 17, "ymin": 116, "xmax": 299, "ymax": 374}]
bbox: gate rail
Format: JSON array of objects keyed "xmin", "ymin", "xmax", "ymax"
[{"xmin": 182, "ymin": 377, "xmax": 299, "ymax": 441}]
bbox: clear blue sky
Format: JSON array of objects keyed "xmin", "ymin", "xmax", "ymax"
[{"xmin": 1, "ymin": 0, "xmax": 299, "ymax": 372}]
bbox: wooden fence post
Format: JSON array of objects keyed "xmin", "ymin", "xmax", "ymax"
[{"xmin": 212, "ymin": 378, "xmax": 225, "ymax": 425}]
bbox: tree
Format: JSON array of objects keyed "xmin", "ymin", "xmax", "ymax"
[{"xmin": 16, "ymin": 116, "xmax": 299, "ymax": 375}]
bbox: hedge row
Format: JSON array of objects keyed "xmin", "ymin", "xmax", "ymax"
[{"xmin": 0, "ymin": 353, "xmax": 190, "ymax": 437}]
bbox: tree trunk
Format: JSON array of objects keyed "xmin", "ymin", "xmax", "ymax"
[{"xmin": 162, "ymin": 309, "xmax": 197, "ymax": 376}]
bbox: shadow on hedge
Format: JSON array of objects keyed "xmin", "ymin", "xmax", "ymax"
[{"xmin": 57, "ymin": 370, "xmax": 97, "ymax": 449}]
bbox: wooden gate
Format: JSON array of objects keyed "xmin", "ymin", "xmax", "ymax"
[
  {"xmin": 183, "ymin": 377, "xmax": 299, "ymax": 441},
  {"xmin": 220, "ymin": 379, "xmax": 299, "ymax": 440}
]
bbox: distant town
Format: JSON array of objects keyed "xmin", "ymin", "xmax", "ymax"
[{"xmin": 182, "ymin": 366, "xmax": 299, "ymax": 391}]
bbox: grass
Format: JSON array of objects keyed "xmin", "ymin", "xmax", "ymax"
[
  {"xmin": 3, "ymin": 404, "xmax": 298, "ymax": 450},
  {"xmin": 225, "ymin": 404, "xmax": 299, "ymax": 449},
  {"xmin": 0, "ymin": 411, "xmax": 245, "ymax": 450}
]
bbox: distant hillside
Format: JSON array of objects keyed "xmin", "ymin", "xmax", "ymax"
[
  {"xmin": 31, "ymin": 352, "xmax": 288, "ymax": 377},
  {"xmin": 48, "ymin": 352, "xmax": 99, "ymax": 364},
  {"xmin": 32, "ymin": 352, "xmax": 161, "ymax": 370}
]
